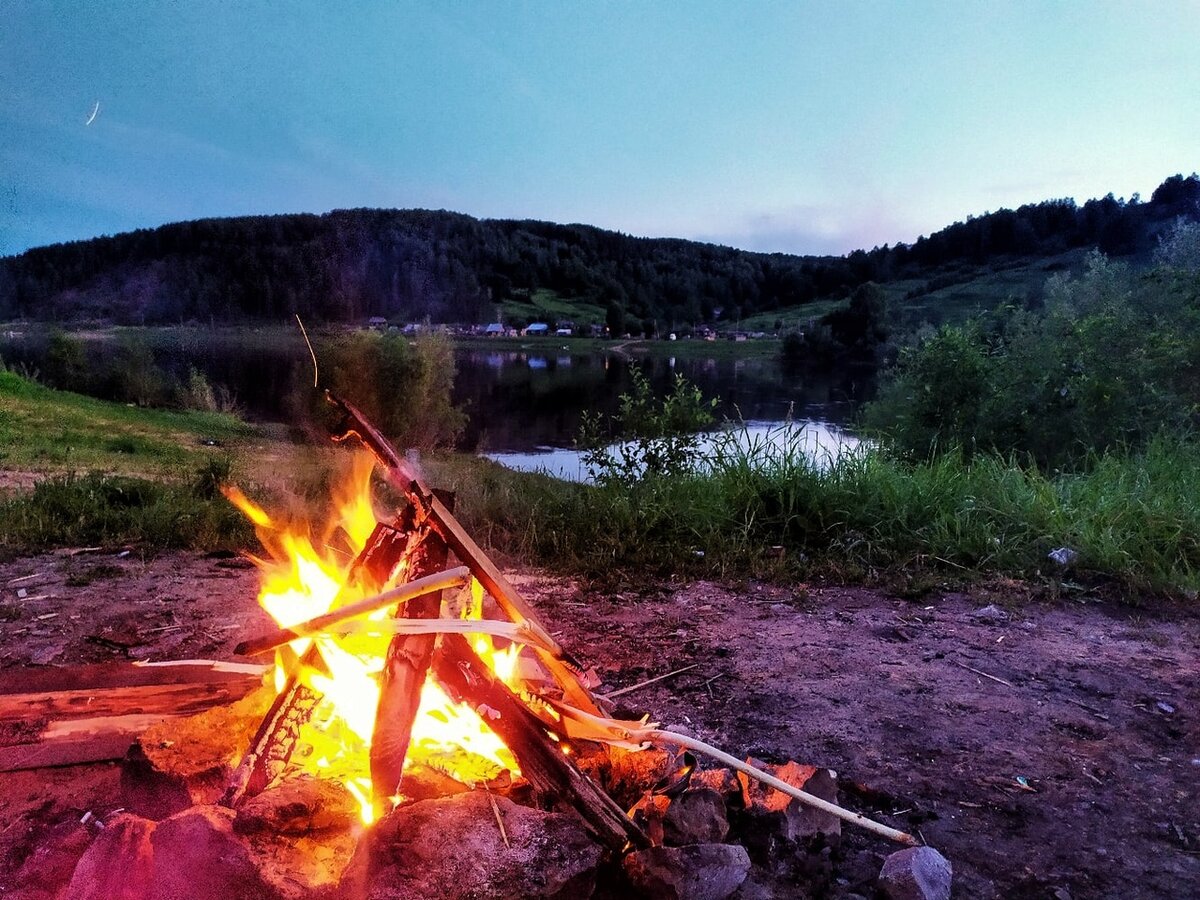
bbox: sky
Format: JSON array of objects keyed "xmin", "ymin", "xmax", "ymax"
[{"xmin": 2, "ymin": 1, "xmax": 1198, "ymax": 257}]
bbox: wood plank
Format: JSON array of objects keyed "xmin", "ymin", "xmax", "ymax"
[
  {"xmin": 0, "ymin": 658, "xmax": 269, "ymax": 772},
  {"xmin": 0, "ymin": 659, "xmax": 267, "ymax": 696}
]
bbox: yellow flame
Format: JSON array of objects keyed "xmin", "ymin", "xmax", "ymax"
[{"xmin": 227, "ymin": 453, "xmax": 526, "ymax": 823}]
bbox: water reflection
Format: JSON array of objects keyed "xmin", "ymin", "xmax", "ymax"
[
  {"xmin": 483, "ymin": 420, "xmax": 862, "ymax": 483},
  {"xmin": 0, "ymin": 331, "xmax": 871, "ymax": 457}
]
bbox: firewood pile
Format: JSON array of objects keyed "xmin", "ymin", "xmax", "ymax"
[{"xmin": 6, "ymin": 395, "xmax": 951, "ymax": 900}]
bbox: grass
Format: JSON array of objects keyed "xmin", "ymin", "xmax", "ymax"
[
  {"xmin": 428, "ymin": 431, "xmax": 1200, "ymax": 597},
  {"xmin": 3, "ymin": 368, "xmax": 1196, "ymax": 599},
  {"xmin": 0, "ymin": 369, "xmax": 282, "ymax": 481},
  {"xmin": 0, "ymin": 369, "xmax": 298, "ymax": 554},
  {"xmin": 499, "ymin": 288, "xmax": 608, "ymax": 327}
]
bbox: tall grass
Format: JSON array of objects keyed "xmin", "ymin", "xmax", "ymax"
[{"xmin": 432, "ymin": 429, "xmax": 1200, "ymax": 596}]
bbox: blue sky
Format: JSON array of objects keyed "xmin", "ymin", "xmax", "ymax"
[{"xmin": 2, "ymin": 1, "xmax": 1198, "ymax": 257}]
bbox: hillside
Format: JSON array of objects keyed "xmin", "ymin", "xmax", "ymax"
[{"xmin": 1, "ymin": 174, "xmax": 1197, "ymax": 332}]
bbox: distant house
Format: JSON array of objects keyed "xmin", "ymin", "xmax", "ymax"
[
  {"xmin": 525, "ymin": 323, "xmax": 550, "ymax": 336},
  {"xmin": 485, "ymin": 323, "xmax": 505, "ymax": 336}
]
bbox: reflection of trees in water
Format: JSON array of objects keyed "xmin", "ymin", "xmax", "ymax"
[{"xmin": 0, "ymin": 331, "xmax": 872, "ymax": 453}]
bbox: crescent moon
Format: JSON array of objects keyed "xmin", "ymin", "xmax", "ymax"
[{"xmin": 85, "ymin": 101, "xmax": 100, "ymax": 126}]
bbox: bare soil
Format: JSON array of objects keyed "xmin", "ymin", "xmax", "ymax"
[{"xmin": 1, "ymin": 550, "xmax": 1197, "ymax": 898}]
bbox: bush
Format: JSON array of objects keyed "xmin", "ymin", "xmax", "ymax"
[
  {"xmin": 296, "ymin": 330, "xmax": 465, "ymax": 451},
  {"xmin": 577, "ymin": 369, "xmax": 716, "ymax": 486},
  {"xmin": 864, "ymin": 251, "xmax": 1200, "ymax": 469}
]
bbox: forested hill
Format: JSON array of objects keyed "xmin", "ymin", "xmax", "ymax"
[{"xmin": 2, "ymin": 174, "xmax": 1197, "ymax": 328}]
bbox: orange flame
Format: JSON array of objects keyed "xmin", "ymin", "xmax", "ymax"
[{"xmin": 225, "ymin": 455, "xmax": 523, "ymax": 823}]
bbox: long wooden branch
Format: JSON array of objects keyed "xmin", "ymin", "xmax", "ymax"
[
  {"xmin": 327, "ymin": 392, "xmax": 601, "ymax": 715},
  {"xmin": 546, "ymin": 700, "xmax": 918, "ymax": 847},
  {"xmin": 432, "ymin": 633, "xmax": 648, "ymax": 852},
  {"xmin": 233, "ymin": 566, "xmax": 470, "ymax": 657}
]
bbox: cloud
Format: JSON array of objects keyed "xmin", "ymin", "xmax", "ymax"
[{"xmin": 692, "ymin": 203, "xmax": 921, "ymax": 257}]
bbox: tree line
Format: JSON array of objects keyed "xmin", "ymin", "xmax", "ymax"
[{"xmin": 1, "ymin": 174, "xmax": 1196, "ymax": 328}]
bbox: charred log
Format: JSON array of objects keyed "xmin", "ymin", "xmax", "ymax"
[{"xmin": 432, "ymin": 633, "xmax": 649, "ymax": 852}]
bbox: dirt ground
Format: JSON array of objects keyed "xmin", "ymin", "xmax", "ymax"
[{"xmin": 0, "ymin": 549, "xmax": 1196, "ymax": 898}]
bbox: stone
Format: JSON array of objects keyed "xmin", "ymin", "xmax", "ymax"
[
  {"xmin": 150, "ymin": 805, "xmax": 278, "ymax": 900},
  {"xmin": 877, "ymin": 846, "xmax": 953, "ymax": 900},
  {"xmin": 622, "ymin": 844, "xmax": 750, "ymax": 900},
  {"xmin": 971, "ymin": 604, "xmax": 1009, "ymax": 625},
  {"xmin": 338, "ymin": 792, "xmax": 603, "ymax": 900},
  {"xmin": 689, "ymin": 767, "xmax": 741, "ymax": 805},
  {"xmin": 736, "ymin": 760, "xmax": 841, "ymax": 851},
  {"xmin": 121, "ymin": 686, "xmax": 271, "ymax": 819},
  {"xmin": 235, "ymin": 776, "xmax": 360, "ymax": 836},
  {"xmin": 10, "ymin": 820, "xmax": 92, "ymax": 900},
  {"xmin": 663, "ymin": 789, "xmax": 729, "ymax": 846},
  {"xmin": 61, "ymin": 813, "xmax": 156, "ymax": 900}
]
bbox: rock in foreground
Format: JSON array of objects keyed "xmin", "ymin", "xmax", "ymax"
[{"xmin": 339, "ymin": 792, "xmax": 603, "ymax": 899}]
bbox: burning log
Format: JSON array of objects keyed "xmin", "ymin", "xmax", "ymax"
[
  {"xmin": 327, "ymin": 391, "xmax": 602, "ymax": 715},
  {"xmin": 432, "ymin": 632, "xmax": 650, "ymax": 852},
  {"xmin": 221, "ymin": 521, "xmax": 411, "ymax": 808},
  {"xmin": 232, "ymin": 565, "xmax": 471, "ymax": 658},
  {"xmin": 369, "ymin": 506, "xmax": 449, "ymax": 819}
]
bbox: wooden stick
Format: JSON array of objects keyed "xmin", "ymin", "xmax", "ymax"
[
  {"xmin": 545, "ymin": 701, "xmax": 917, "ymax": 846},
  {"xmin": 327, "ymin": 392, "xmax": 601, "ymax": 715},
  {"xmin": 432, "ymin": 633, "xmax": 649, "ymax": 851},
  {"xmin": 600, "ymin": 664, "xmax": 699, "ymax": 700},
  {"xmin": 233, "ymin": 566, "xmax": 470, "ymax": 657},
  {"xmin": 644, "ymin": 729, "xmax": 917, "ymax": 846},
  {"xmin": 371, "ymin": 512, "xmax": 448, "ymax": 819},
  {"xmin": 327, "ymin": 617, "xmax": 559, "ymax": 654},
  {"xmin": 953, "ymin": 660, "xmax": 1014, "ymax": 688},
  {"xmin": 484, "ymin": 786, "xmax": 510, "ymax": 848}
]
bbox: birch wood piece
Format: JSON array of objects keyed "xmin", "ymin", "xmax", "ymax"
[{"xmin": 233, "ymin": 566, "xmax": 470, "ymax": 657}]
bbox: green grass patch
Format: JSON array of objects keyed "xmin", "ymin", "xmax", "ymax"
[
  {"xmin": 0, "ymin": 370, "xmax": 270, "ymax": 479},
  {"xmin": 428, "ymin": 434, "xmax": 1200, "ymax": 597},
  {"xmin": 0, "ymin": 469, "xmax": 254, "ymax": 553},
  {"xmin": 499, "ymin": 288, "xmax": 608, "ymax": 326}
]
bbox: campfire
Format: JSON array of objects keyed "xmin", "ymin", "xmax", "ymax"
[{"xmin": 13, "ymin": 394, "xmax": 940, "ymax": 900}]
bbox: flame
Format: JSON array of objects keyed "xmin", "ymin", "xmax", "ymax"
[{"xmin": 225, "ymin": 454, "xmax": 524, "ymax": 824}]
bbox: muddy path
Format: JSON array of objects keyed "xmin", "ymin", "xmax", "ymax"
[{"xmin": 1, "ymin": 550, "xmax": 1197, "ymax": 898}]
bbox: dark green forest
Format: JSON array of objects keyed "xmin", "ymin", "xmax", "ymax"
[{"xmin": 1, "ymin": 174, "xmax": 1197, "ymax": 329}]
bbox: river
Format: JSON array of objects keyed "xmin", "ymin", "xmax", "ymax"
[{"xmin": 0, "ymin": 330, "xmax": 869, "ymax": 479}]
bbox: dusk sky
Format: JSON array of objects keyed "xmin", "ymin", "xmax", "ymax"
[{"xmin": 2, "ymin": 1, "xmax": 1198, "ymax": 258}]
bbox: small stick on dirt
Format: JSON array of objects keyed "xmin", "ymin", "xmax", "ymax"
[
  {"xmin": 600, "ymin": 664, "xmax": 700, "ymax": 700},
  {"xmin": 1062, "ymin": 695, "xmax": 1104, "ymax": 715},
  {"xmin": 954, "ymin": 660, "xmax": 1014, "ymax": 688},
  {"xmin": 5, "ymin": 573, "xmax": 44, "ymax": 585},
  {"xmin": 484, "ymin": 785, "xmax": 509, "ymax": 848}
]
